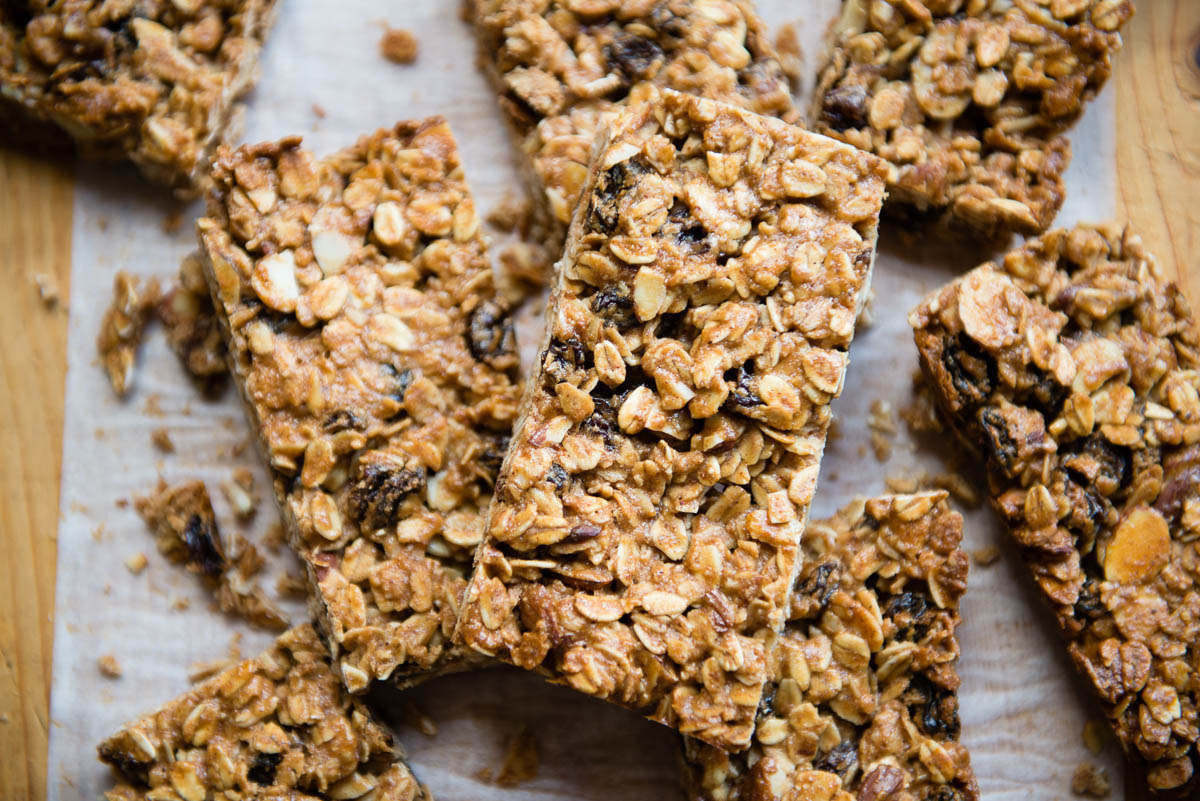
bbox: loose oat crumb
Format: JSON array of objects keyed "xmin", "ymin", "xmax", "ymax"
[
  {"xmin": 774, "ymin": 21, "xmax": 803, "ymax": 90},
  {"xmin": 380, "ymin": 27, "xmax": 418, "ymax": 64},
  {"xmin": 900, "ymin": 371, "xmax": 945, "ymax": 435},
  {"xmin": 125, "ymin": 552, "xmax": 148, "ymax": 574},
  {"xmin": 885, "ymin": 475, "xmax": 920, "ymax": 494},
  {"xmin": 498, "ymin": 241, "xmax": 550, "ymax": 290},
  {"xmin": 0, "ymin": 713, "xmax": 9, "ymax": 723},
  {"xmin": 262, "ymin": 522, "xmax": 286, "ymax": 553},
  {"xmin": 495, "ymin": 727, "xmax": 539, "ymax": 787},
  {"xmin": 485, "ymin": 191, "xmax": 532, "ymax": 233},
  {"xmin": 220, "ymin": 469, "xmax": 257, "ymax": 520},
  {"xmin": 150, "ymin": 428, "xmax": 175, "ymax": 453},
  {"xmin": 92, "ymin": 524, "xmax": 107, "ymax": 542},
  {"xmin": 97, "ymin": 273, "xmax": 160, "ymax": 397},
  {"xmin": 34, "ymin": 272, "xmax": 59, "ymax": 306},
  {"xmin": 1071, "ymin": 762, "xmax": 1111, "ymax": 798},
  {"xmin": 142, "ymin": 394, "xmax": 165, "ymax": 417},
  {"xmin": 98, "ymin": 655, "xmax": 122, "ymax": 678},
  {"xmin": 401, "ymin": 701, "xmax": 438, "ymax": 738},
  {"xmin": 971, "ymin": 546, "xmax": 1002, "ymax": 567},
  {"xmin": 1083, "ymin": 720, "xmax": 1111, "ymax": 755},
  {"xmin": 275, "ymin": 572, "xmax": 308, "ymax": 599},
  {"xmin": 227, "ymin": 632, "xmax": 243, "ymax": 661},
  {"xmin": 162, "ymin": 208, "xmax": 184, "ymax": 234},
  {"xmin": 171, "ymin": 597, "xmax": 191, "ymax": 611},
  {"xmin": 869, "ymin": 430, "xmax": 892, "ymax": 462},
  {"xmin": 929, "ymin": 471, "xmax": 981, "ymax": 507},
  {"xmin": 311, "ymin": 103, "xmax": 327, "ymax": 118}
]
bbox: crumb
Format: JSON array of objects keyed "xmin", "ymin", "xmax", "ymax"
[
  {"xmin": 262, "ymin": 522, "xmax": 287, "ymax": 553},
  {"xmin": 142, "ymin": 394, "xmax": 165, "ymax": 417},
  {"xmin": 900, "ymin": 370, "xmax": 945, "ymax": 434},
  {"xmin": 151, "ymin": 428, "xmax": 175, "ymax": 453},
  {"xmin": 276, "ymin": 572, "xmax": 308, "ymax": 599},
  {"xmin": 92, "ymin": 524, "xmax": 107, "ymax": 542},
  {"xmin": 125, "ymin": 552, "xmax": 148, "ymax": 574},
  {"xmin": 485, "ymin": 191, "xmax": 532, "ymax": 233},
  {"xmin": 496, "ymin": 726, "xmax": 539, "ymax": 787},
  {"xmin": 97, "ymin": 215, "xmax": 110, "ymax": 231},
  {"xmin": 475, "ymin": 767, "xmax": 494, "ymax": 784},
  {"xmin": 157, "ymin": 254, "xmax": 229, "ymax": 383},
  {"xmin": 0, "ymin": 713, "xmax": 9, "ymax": 723},
  {"xmin": 380, "ymin": 26, "xmax": 418, "ymax": 64},
  {"xmin": 856, "ymin": 286, "xmax": 875, "ymax": 329},
  {"xmin": 103, "ymin": 583, "xmax": 112, "ymax": 594},
  {"xmin": 187, "ymin": 658, "xmax": 233, "ymax": 683},
  {"xmin": 1082, "ymin": 720, "xmax": 1111, "ymax": 755},
  {"xmin": 1071, "ymin": 762, "xmax": 1111, "ymax": 798},
  {"xmin": 220, "ymin": 469, "xmax": 257, "ymax": 520},
  {"xmin": 826, "ymin": 414, "xmax": 840, "ymax": 443},
  {"xmin": 929, "ymin": 471, "xmax": 981, "ymax": 507},
  {"xmin": 971, "ymin": 546, "xmax": 1002, "ymax": 567},
  {"xmin": 162, "ymin": 208, "xmax": 184, "ymax": 234},
  {"xmin": 312, "ymin": 103, "xmax": 327, "ymax": 118},
  {"xmin": 869, "ymin": 430, "xmax": 892, "ymax": 462},
  {"xmin": 97, "ymin": 272, "xmax": 160, "ymax": 397},
  {"xmin": 498, "ymin": 241, "xmax": 550, "ymax": 291},
  {"xmin": 885, "ymin": 475, "xmax": 919, "ymax": 494},
  {"xmin": 115, "ymin": 498, "xmax": 129, "ymax": 509},
  {"xmin": 227, "ymin": 632, "xmax": 243, "ymax": 661},
  {"xmin": 774, "ymin": 21, "xmax": 804, "ymax": 90},
  {"xmin": 171, "ymin": 597, "xmax": 191, "ymax": 611},
  {"xmin": 402, "ymin": 701, "xmax": 438, "ymax": 738},
  {"xmin": 231, "ymin": 439, "xmax": 249, "ymax": 458},
  {"xmin": 97, "ymin": 655, "xmax": 122, "ymax": 679},
  {"xmin": 33, "ymin": 272, "xmax": 59, "ymax": 306}
]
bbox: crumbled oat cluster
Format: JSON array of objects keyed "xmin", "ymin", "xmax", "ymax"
[
  {"xmin": 684, "ymin": 492, "xmax": 976, "ymax": 801},
  {"xmin": 456, "ymin": 90, "xmax": 887, "ymax": 750},
  {"xmin": 159, "ymin": 253, "xmax": 228, "ymax": 382},
  {"xmin": 911, "ymin": 223, "xmax": 1200, "ymax": 794},
  {"xmin": 468, "ymin": 0, "xmax": 794, "ymax": 261},
  {"xmin": 99, "ymin": 625, "xmax": 430, "ymax": 801},
  {"xmin": 135, "ymin": 479, "xmax": 287, "ymax": 631},
  {"xmin": 812, "ymin": 0, "xmax": 1132, "ymax": 238},
  {"xmin": 197, "ymin": 119, "xmax": 523, "ymax": 692},
  {"xmin": 0, "ymin": 0, "xmax": 277, "ymax": 192},
  {"xmin": 98, "ymin": 271, "xmax": 160, "ymax": 396}
]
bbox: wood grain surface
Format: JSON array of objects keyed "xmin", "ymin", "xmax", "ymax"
[{"xmin": 0, "ymin": 5, "xmax": 1197, "ymax": 799}]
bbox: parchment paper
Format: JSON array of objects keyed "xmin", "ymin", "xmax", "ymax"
[{"xmin": 46, "ymin": 2, "xmax": 1129, "ymax": 799}]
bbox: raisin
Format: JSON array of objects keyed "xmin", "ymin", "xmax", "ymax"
[
  {"xmin": 99, "ymin": 745, "xmax": 151, "ymax": 783},
  {"xmin": 247, "ymin": 751, "xmax": 283, "ymax": 786},
  {"xmin": 467, "ymin": 300, "xmax": 516, "ymax": 366},
  {"xmin": 820, "ymin": 84, "xmax": 869, "ymax": 131},
  {"xmin": 928, "ymin": 787, "xmax": 966, "ymax": 801},
  {"xmin": 478, "ymin": 433, "xmax": 509, "ymax": 483},
  {"xmin": 563, "ymin": 523, "xmax": 601, "ymax": 544},
  {"xmin": 979, "ymin": 406, "xmax": 1020, "ymax": 474},
  {"xmin": 655, "ymin": 310, "xmax": 687, "ymax": 342},
  {"xmin": 1155, "ymin": 445, "xmax": 1200, "ymax": 523},
  {"xmin": 183, "ymin": 513, "xmax": 225, "ymax": 577},
  {"xmin": 581, "ymin": 398, "xmax": 617, "ymax": 447},
  {"xmin": 1073, "ymin": 578, "xmax": 1105, "ymax": 621},
  {"xmin": 724, "ymin": 366, "xmax": 761, "ymax": 410},
  {"xmin": 381, "ymin": 364, "xmax": 413, "ymax": 407},
  {"xmin": 941, "ymin": 337, "xmax": 992, "ymax": 408},
  {"xmin": 813, "ymin": 740, "xmax": 857, "ymax": 779},
  {"xmin": 348, "ymin": 462, "xmax": 426, "ymax": 530},
  {"xmin": 587, "ymin": 156, "xmax": 650, "ymax": 234},
  {"xmin": 543, "ymin": 337, "xmax": 587, "ymax": 386},
  {"xmin": 547, "ymin": 462, "xmax": 568, "ymax": 488},
  {"xmin": 590, "ymin": 286, "xmax": 637, "ymax": 329},
  {"xmin": 323, "ymin": 409, "xmax": 365, "ymax": 433},
  {"xmin": 756, "ymin": 682, "xmax": 776, "ymax": 720},
  {"xmin": 606, "ymin": 31, "xmax": 664, "ymax": 82},
  {"xmin": 884, "ymin": 590, "xmax": 933, "ymax": 641},
  {"xmin": 798, "ymin": 561, "xmax": 839, "ymax": 615},
  {"xmin": 906, "ymin": 674, "xmax": 961, "ymax": 737}
]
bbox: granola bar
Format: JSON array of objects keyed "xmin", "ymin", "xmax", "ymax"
[
  {"xmin": 197, "ymin": 119, "xmax": 523, "ymax": 692},
  {"xmin": 811, "ymin": 0, "xmax": 1132, "ymax": 239},
  {"xmin": 910, "ymin": 223, "xmax": 1200, "ymax": 795},
  {"xmin": 455, "ymin": 90, "xmax": 887, "ymax": 750},
  {"xmin": 0, "ymin": 0, "xmax": 277, "ymax": 193},
  {"xmin": 684, "ymin": 492, "xmax": 976, "ymax": 801},
  {"xmin": 98, "ymin": 624, "xmax": 430, "ymax": 801},
  {"xmin": 468, "ymin": 0, "xmax": 794, "ymax": 263}
]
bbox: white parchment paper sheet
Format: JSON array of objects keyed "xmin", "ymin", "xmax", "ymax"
[{"xmin": 46, "ymin": 2, "xmax": 1130, "ymax": 799}]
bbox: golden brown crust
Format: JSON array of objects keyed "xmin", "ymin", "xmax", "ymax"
[
  {"xmin": 910, "ymin": 222, "xmax": 1200, "ymax": 795},
  {"xmin": 682, "ymin": 492, "xmax": 976, "ymax": 801},
  {"xmin": 197, "ymin": 120, "xmax": 523, "ymax": 692},
  {"xmin": 468, "ymin": 0, "xmax": 795, "ymax": 264},
  {"xmin": 456, "ymin": 90, "xmax": 887, "ymax": 751},
  {"xmin": 0, "ymin": 0, "xmax": 277, "ymax": 193},
  {"xmin": 97, "ymin": 625, "xmax": 430, "ymax": 801},
  {"xmin": 811, "ymin": 0, "xmax": 1131, "ymax": 239}
]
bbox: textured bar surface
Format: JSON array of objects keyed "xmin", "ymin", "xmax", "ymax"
[
  {"xmin": 811, "ymin": 0, "xmax": 1131, "ymax": 238},
  {"xmin": 0, "ymin": 0, "xmax": 276, "ymax": 192},
  {"xmin": 468, "ymin": 0, "xmax": 794, "ymax": 258},
  {"xmin": 456, "ymin": 90, "xmax": 887, "ymax": 750},
  {"xmin": 683, "ymin": 492, "xmax": 976, "ymax": 801},
  {"xmin": 198, "ymin": 120, "xmax": 522, "ymax": 692},
  {"xmin": 911, "ymin": 223, "xmax": 1200, "ymax": 795},
  {"xmin": 98, "ymin": 625, "xmax": 429, "ymax": 801}
]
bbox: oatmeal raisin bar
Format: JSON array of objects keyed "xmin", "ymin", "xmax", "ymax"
[
  {"xmin": 811, "ymin": 0, "xmax": 1132, "ymax": 238},
  {"xmin": 911, "ymin": 223, "xmax": 1200, "ymax": 795},
  {"xmin": 0, "ymin": 0, "xmax": 277, "ymax": 193},
  {"xmin": 455, "ymin": 90, "xmax": 888, "ymax": 750},
  {"xmin": 98, "ymin": 625, "xmax": 430, "ymax": 801},
  {"xmin": 197, "ymin": 120, "xmax": 523, "ymax": 691},
  {"xmin": 468, "ymin": 0, "xmax": 794, "ymax": 261},
  {"xmin": 684, "ymin": 492, "xmax": 976, "ymax": 801}
]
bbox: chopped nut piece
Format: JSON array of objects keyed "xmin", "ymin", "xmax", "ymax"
[
  {"xmin": 380, "ymin": 26, "xmax": 418, "ymax": 64},
  {"xmin": 970, "ymin": 546, "xmax": 1002, "ymax": 567},
  {"xmin": 912, "ymin": 222, "xmax": 1200, "ymax": 796},
  {"xmin": 0, "ymin": 0, "xmax": 279, "ymax": 193},
  {"xmin": 684, "ymin": 492, "xmax": 977, "ymax": 801},
  {"xmin": 456, "ymin": 91, "xmax": 887, "ymax": 751},
  {"xmin": 1072, "ymin": 762, "xmax": 1112, "ymax": 798},
  {"xmin": 150, "ymin": 428, "xmax": 175, "ymax": 453},
  {"xmin": 98, "ymin": 655, "xmax": 122, "ymax": 679},
  {"xmin": 158, "ymin": 253, "xmax": 227, "ymax": 382},
  {"xmin": 97, "ymin": 273, "xmax": 161, "ymax": 397},
  {"xmin": 495, "ymin": 727, "xmax": 539, "ymax": 788},
  {"xmin": 99, "ymin": 625, "xmax": 430, "ymax": 801},
  {"xmin": 468, "ymin": 0, "xmax": 794, "ymax": 274},
  {"xmin": 135, "ymin": 479, "xmax": 287, "ymax": 631},
  {"xmin": 813, "ymin": 1, "xmax": 1131, "ymax": 238},
  {"xmin": 125, "ymin": 552, "xmax": 149, "ymax": 575},
  {"xmin": 197, "ymin": 120, "xmax": 522, "ymax": 691}
]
